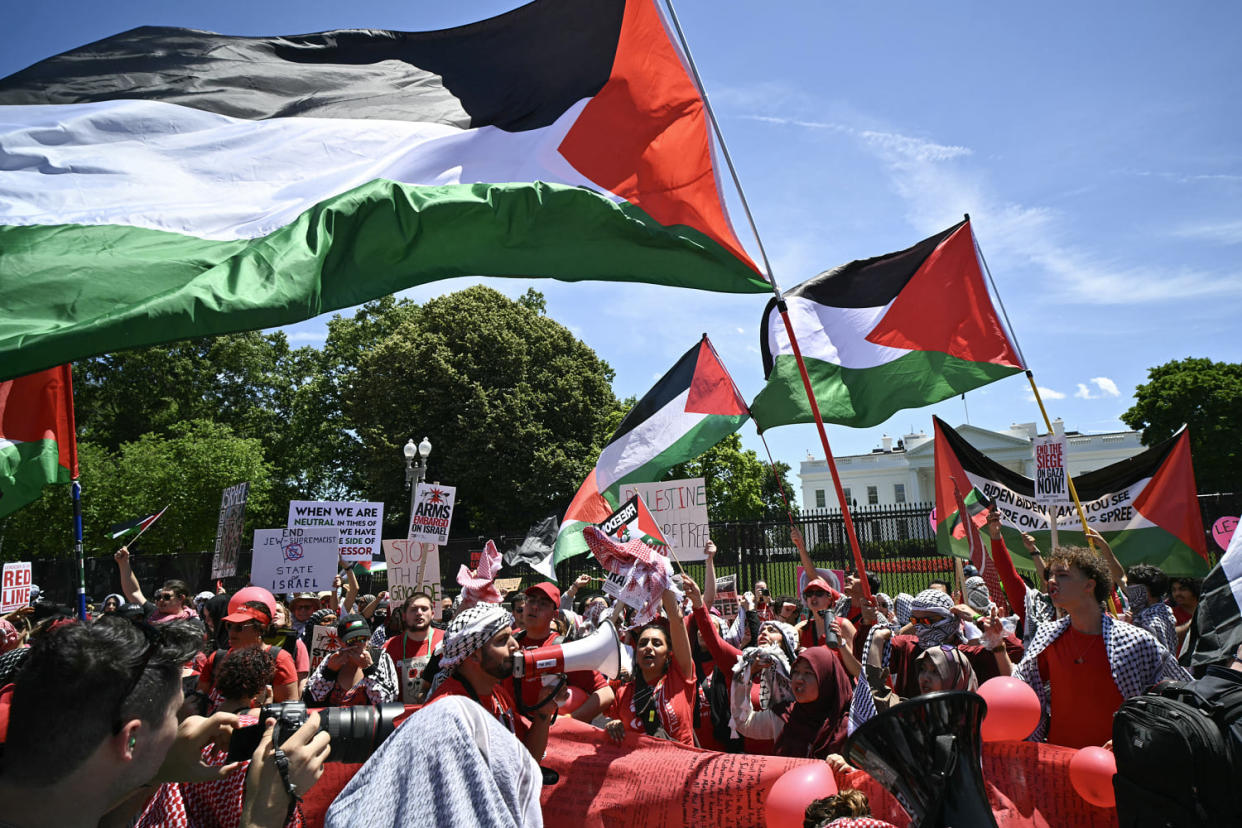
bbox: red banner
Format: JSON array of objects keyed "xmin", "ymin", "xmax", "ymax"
[{"xmin": 302, "ymin": 717, "xmax": 1116, "ymax": 827}]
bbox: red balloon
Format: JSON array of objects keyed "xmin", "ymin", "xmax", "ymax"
[
  {"xmin": 765, "ymin": 763, "xmax": 838, "ymax": 828},
  {"xmin": 229, "ymin": 586, "xmax": 277, "ymax": 618},
  {"xmin": 558, "ymin": 685, "xmax": 588, "ymax": 713},
  {"xmin": 1069, "ymin": 746, "xmax": 1117, "ymax": 808},
  {"xmin": 977, "ymin": 676, "xmax": 1041, "ymax": 742}
]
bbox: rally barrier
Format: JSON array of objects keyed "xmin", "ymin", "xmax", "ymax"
[{"xmin": 301, "ymin": 716, "xmax": 1117, "ymax": 827}]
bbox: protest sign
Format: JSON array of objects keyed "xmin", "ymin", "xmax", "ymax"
[
  {"xmin": 494, "ymin": 577, "xmax": 524, "ymax": 594},
  {"xmin": 1032, "ymin": 434, "xmax": 1071, "ymax": 507},
  {"xmin": 712, "ymin": 574, "xmax": 739, "ymax": 620},
  {"xmin": 251, "ymin": 527, "xmax": 339, "ymax": 594},
  {"xmin": 598, "ymin": 495, "xmax": 670, "ymax": 550},
  {"xmin": 1212, "ymin": 516, "xmax": 1238, "ymax": 551},
  {"xmin": 210, "ymin": 482, "xmax": 249, "ymax": 578},
  {"xmin": 308, "ymin": 624, "xmax": 340, "ymax": 673},
  {"xmin": 408, "ymin": 483, "xmax": 456, "ymax": 545},
  {"xmin": 1, "ymin": 562, "xmax": 32, "ymax": 613},
  {"xmin": 383, "ymin": 539, "xmax": 442, "ymax": 603},
  {"xmin": 287, "ymin": 500, "xmax": 384, "ymax": 563},
  {"xmin": 617, "ymin": 477, "xmax": 709, "ymax": 561},
  {"xmin": 795, "ymin": 565, "xmax": 844, "ymax": 596}
]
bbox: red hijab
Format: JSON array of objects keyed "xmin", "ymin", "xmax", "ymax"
[{"xmin": 774, "ymin": 646, "xmax": 854, "ymax": 759}]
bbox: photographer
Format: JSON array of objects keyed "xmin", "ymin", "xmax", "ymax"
[{"xmin": 0, "ymin": 617, "xmax": 326, "ymax": 828}]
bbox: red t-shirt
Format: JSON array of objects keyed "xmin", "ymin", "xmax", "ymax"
[
  {"xmin": 383, "ymin": 629, "xmax": 444, "ymax": 703},
  {"xmin": 1171, "ymin": 605, "xmax": 1192, "ymax": 626},
  {"xmin": 199, "ymin": 645, "xmax": 298, "ymax": 709},
  {"xmin": 514, "ymin": 629, "xmax": 607, "ymax": 710},
  {"xmin": 1038, "ymin": 627, "xmax": 1123, "ymax": 749},
  {"xmin": 427, "ymin": 674, "xmax": 527, "ymax": 740},
  {"xmin": 610, "ymin": 657, "xmax": 697, "ymax": 746}
]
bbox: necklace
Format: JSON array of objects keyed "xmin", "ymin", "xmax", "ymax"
[{"xmin": 1070, "ymin": 630, "xmax": 1102, "ymax": 664}]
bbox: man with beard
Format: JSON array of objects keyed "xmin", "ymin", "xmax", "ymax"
[
  {"xmin": 426, "ymin": 604, "xmax": 557, "ymax": 761},
  {"xmin": 382, "ymin": 592, "xmax": 444, "ymax": 703},
  {"xmin": 864, "ymin": 588, "xmax": 1022, "ymax": 698},
  {"xmin": 515, "ymin": 582, "xmax": 613, "ymax": 722}
]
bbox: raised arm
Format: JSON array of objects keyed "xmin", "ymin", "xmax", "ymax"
[
  {"xmin": 683, "ymin": 575, "xmax": 742, "ymax": 676},
  {"xmin": 113, "ymin": 547, "xmax": 147, "ymax": 606},
  {"xmin": 985, "ymin": 511, "xmax": 1028, "ymax": 627},
  {"xmin": 791, "ymin": 526, "xmax": 817, "ymax": 586},
  {"xmin": 662, "ymin": 588, "xmax": 694, "ymax": 680},
  {"xmin": 1020, "ymin": 532, "xmax": 1047, "ymax": 591},
  {"xmin": 562, "ymin": 574, "xmax": 591, "ymax": 610},
  {"xmin": 1085, "ymin": 527, "xmax": 1127, "ymax": 591},
  {"xmin": 702, "ymin": 540, "xmax": 719, "ymax": 607},
  {"xmin": 341, "ymin": 563, "xmax": 360, "ymax": 614}
]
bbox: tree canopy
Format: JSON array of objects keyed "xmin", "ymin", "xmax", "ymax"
[
  {"xmin": 1120, "ymin": 357, "xmax": 1242, "ymax": 495},
  {"xmin": 665, "ymin": 432, "xmax": 798, "ymax": 522}
]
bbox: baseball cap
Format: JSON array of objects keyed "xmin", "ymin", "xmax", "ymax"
[
  {"xmin": 803, "ymin": 577, "xmax": 840, "ymax": 600},
  {"xmin": 222, "ymin": 605, "xmax": 271, "ymax": 626},
  {"xmin": 337, "ymin": 614, "xmax": 371, "ymax": 644},
  {"xmin": 291, "ymin": 592, "xmax": 318, "ymax": 603},
  {"xmin": 524, "ymin": 582, "xmax": 560, "ymax": 606}
]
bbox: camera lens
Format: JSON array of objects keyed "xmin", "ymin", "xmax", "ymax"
[{"xmin": 318, "ymin": 703, "xmax": 404, "ymax": 764}]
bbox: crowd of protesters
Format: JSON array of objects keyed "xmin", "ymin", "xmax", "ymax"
[{"xmin": 0, "ymin": 508, "xmax": 1238, "ymax": 828}]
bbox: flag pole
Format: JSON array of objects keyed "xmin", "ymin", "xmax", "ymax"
[
  {"xmin": 124, "ymin": 504, "xmax": 170, "ymax": 548},
  {"xmin": 73, "ymin": 481, "xmax": 85, "ymax": 620},
  {"xmin": 661, "ymin": 0, "xmax": 873, "ymax": 601}
]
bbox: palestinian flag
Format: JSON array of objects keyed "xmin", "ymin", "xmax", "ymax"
[
  {"xmin": 553, "ymin": 335, "xmax": 748, "ymax": 565},
  {"xmin": 932, "ymin": 416, "xmax": 1210, "ymax": 576},
  {"xmin": 751, "ymin": 220, "xmax": 1024, "ymax": 430},
  {"xmin": 0, "ymin": 365, "xmax": 78, "ymax": 518},
  {"xmin": 109, "ymin": 505, "xmax": 168, "ymax": 540},
  {"xmin": 0, "ymin": 0, "xmax": 768, "ymax": 381}
]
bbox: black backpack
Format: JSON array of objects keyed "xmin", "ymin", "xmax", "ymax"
[{"xmin": 1112, "ymin": 665, "xmax": 1242, "ymax": 827}]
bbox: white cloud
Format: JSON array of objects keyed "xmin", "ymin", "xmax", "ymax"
[
  {"xmin": 1172, "ymin": 219, "xmax": 1242, "ymax": 246},
  {"xmin": 285, "ymin": 330, "xmax": 327, "ymax": 343},
  {"xmin": 1075, "ymin": 377, "xmax": 1121, "ymax": 399},
  {"xmin": 1025, "ymin": 385, "xmax": 1066, "ymax": 402}
]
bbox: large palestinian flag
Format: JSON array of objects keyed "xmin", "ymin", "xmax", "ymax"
[
  {"xmin": 0, "ymin": 365, "xmax": 78, "ymax": 518},
  {"xmin": 751, "ymin": 220, "xmax": 1024, "ymax": 430},
  {"xmin": 933, "ymin": 416, "xmax": 1210, "ymax": 577},
  {"xmin": 553, "ymin": 335, "xmax": 748, "ymax": 565},
  {"xmin": 0, "ymin": 0, "xmax": 768, "ymax": 381}
]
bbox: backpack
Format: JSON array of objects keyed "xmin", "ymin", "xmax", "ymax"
[{"xmin": 1112, "ymin": 665, "xmax": 1242, "ymax": 827}]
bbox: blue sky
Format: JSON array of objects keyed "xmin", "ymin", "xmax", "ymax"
[{"xmin": 7, "ymin": 1, "xmax": 1241, "ymax": 501}]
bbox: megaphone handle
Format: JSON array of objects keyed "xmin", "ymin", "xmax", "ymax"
[{"xmin": 518, "ymin": 673, "xmax": 568, "ymax": 718}]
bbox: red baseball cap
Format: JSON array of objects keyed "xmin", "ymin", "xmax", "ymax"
[
  {"xmin": 803, "ymin": 578, "xmax": 841, "ymax": 601},
  {"xmin": 222, "ymin": 605, "xmax": 271, "ymax": 626},
  {"xmin": 524, "ymin": 582, "xmax": 560, "ymax": 606}
]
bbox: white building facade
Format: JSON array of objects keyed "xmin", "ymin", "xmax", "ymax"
[{"xmin": 800, "ymin": 421, "xmax": 1146, "ymax": 510}]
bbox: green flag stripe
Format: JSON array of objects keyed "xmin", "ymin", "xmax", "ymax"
[
  {"xmin": 602, "ymin": 414, "xmax": 750, "ymax": 501},
  {"xmin": 0, "ymin": 178, "xmax": 769, "ymax": 381},
  {"xmin": 752, "ymin": 351, "xmax": 1022, "ymax": 430},
  {"xmin": 0, "ymin": 438, "xmax": 71, "ymax": 518}
]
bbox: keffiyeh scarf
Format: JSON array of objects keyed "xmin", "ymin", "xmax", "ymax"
[
  {"xmin": 436, "ymin": 603, "xmax": 514, "ymax": 672},
  {"xmin": 457, "ymin": 540, "xmax": 504, "ymax": 604},
  {"xmin": 910, "ymin": 589, "xmax": 958, "ymax": 648},
  {"xmin": 582, "ymin": 527, "xmax": 680, "ymax": 624}
]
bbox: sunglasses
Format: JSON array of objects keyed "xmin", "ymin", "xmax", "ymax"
[
  {"xmin": 112, "ymin": 618, "xmax": 165, "ymax": 733},
  {"xmin": 155, "ymin": 592, "xmax": 177, "ymax": 601},
  {"xmin": 804, "ymin": 590, "xmax": 829, "ymax": 598},
  {"xmin": 225, "ymin": 621, "xmax": 260, "ymax": 633},
  {"xmin": 910, "ymin": 616, "xmax": 944, "ymax": 627}
]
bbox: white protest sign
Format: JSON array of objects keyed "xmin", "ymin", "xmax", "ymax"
[
  {"xmin": 617, "ymin": 477, "xmax": 709, "ymax": 561},
  {"xmin": 309, "ymin": 624, "xmax": 340, "ymax": 672},
  {"xmin": 408, "ymin": 483, "xmax": 456, "ymax": 545},
  {"xmin": 1, "ymin": 562, "xmax": 32, "ymax": 613},
  {"xmin": 251, "ymin": 527, "xmax": 339, "ymax": 594},
  {"xmin": 713, "ymin": 574, "xmax": 739, "ymax": 620},
  {"xmin": 384, "ymin": 539, "xmax": 442, "ymax": 604},
  {"xmin": 1032, "ymin": 435, "xmax": 1071, "ymax": 507},
  {"xmin": 287, "ymin": 500, "xmax": 384, "ymax": 563},
  {"xmin": 601, "ymin": 561, "xmax": 645, "ymax": 610},
  {"xmin": 210, "ymin": 482, "xmax": 249, "ymax": 578}
]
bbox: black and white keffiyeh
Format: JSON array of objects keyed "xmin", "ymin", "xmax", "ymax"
[{"xmin": 436, "ymin": 603, "xmax": 514, "ymax": 671}]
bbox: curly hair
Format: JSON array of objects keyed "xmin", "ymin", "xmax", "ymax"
[
  {"xmin": 1049, "ymin": 546, "xmax": 1112, "ymax": 603},
  {"xmin": 215, "ymin": 646, "xmax": 276, "ymax": 703},
  {"xmin": 804, "ymin": 789, "xmax": 871, "ymax": 825},
  {"xmin": 1126, "ymin": 564, "xmax": 1170, "ymax": 600},
  {"xmin": 1170, "ymin": 577, "xmax": 1203, "ymax": 600}
]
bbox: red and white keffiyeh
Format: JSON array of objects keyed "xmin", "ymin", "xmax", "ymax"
[
  {"xmin": 582, "ymin": 526, "xmax": 678, "ymax": 625},
  {"xmin": 457, "ymin": 539, "xmax": 503, "ymax": 604}
]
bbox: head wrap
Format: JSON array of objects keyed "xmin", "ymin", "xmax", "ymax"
[
  {"xmin": 457, "ymin": 540, "xmax": 504, "ymax": 604},
  {"xmin": 894, "ymin": 593, "xmax": 914, "ymax": 626},
  {"xmin": 918, "ymin": 645, "xmax": 978, "ymax": 692},
  {"xmin": 964, "ymin": 576, "xmax": 993, "ymax": 613},
  {"xmin": 774, "ymin": 647, "xmax": 854, "ymax": 760},
  {"xmin": 874, "ymin": 592, "xmax": 894, "ymax": 615},
  {"xmin": 760, "ymin": 620, "xmax": 799, "ymax": 666},
  {"xmin": 437, "ymin": 603, "xmax": 514, "ymax": 671},
  {"xmin": 911, "ymin": 588, "xmax": 958, "ymax": 648}
]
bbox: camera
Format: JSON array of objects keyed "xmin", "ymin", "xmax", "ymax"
[
  {"xmin": 226, "ymin": 701, "xmax": 404, "ymax": 764},
  {"xmin": 817, "ymin": 608, "xmax": 840, "ymax": 650}
]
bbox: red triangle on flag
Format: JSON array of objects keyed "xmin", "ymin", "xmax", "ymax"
[
  {"xmin": 685, "ymin": 338, "xmax": 748, "ymax": 416},
  {"xmin": 1133, "ymin": 430, "xmax": 1210, "ymax": 563}
]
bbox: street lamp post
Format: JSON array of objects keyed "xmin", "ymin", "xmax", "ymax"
[{"xmin": 404, "ymin": 437, "xmax": 432, "ymax": 534}]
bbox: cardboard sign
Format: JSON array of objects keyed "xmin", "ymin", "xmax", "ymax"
[
  {"xmin": 617, "ymin": 477, "xmax": 709, "ymax": 561},
  {"xmin": 0, "ymin": 562, "xmax": 32, "ymax": 613},
  {"xmin": 408, "ymin": 483, "xmax": 456, "ymax": 545},
  {"xmin": 494, "ymin": 577, "xmax": 524, "ymax": 595},
  {"xmin": 383, "ymin": 539, "xmax": 442, "ymax": 604},
  {"xmin": 251, "ymin": 527, "xmax": 339, "ymax": 594},
  {"xmin": 309, "ymin": 624, "xmax": 340, "ymax": 673},
  {"xmin": 1212, "ymin": 515, "xmax": 1239, "ymax": 551},
  {"xmin": 210, "ymin": 482, "xmax": 250, "ymax": 578},
  {"xmin": 1032, "ymin": 434, "xmax": 1071, "ymax": 507},
  {"xmin": 287, "ymin": 500, "xmax": 384, "ymax": 563}
]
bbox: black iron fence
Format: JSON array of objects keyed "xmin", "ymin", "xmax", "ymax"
[{"xmin": 28, "ymin": 494, "xmax": 1239, "ymax": 608}]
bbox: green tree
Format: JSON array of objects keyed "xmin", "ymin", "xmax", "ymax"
[
  {"xmin": 0, "ymin": 421, "xmax": 273, "ymax": 561},
  {"xmin": 329, "ymin": 286, "xmax": 623, "ymax": 534},
  {"xmin": 664, "ymin": 432, "xmax": 798, "ymax": 522},
  {"xmin": 1121, "ymin": 357, "xmax": 1242, "ymax": 494}
]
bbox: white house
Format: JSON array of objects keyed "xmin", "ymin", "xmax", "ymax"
[{"xmin": 800, "ymin": 421, "xmax": 1145, "ymax": 511}]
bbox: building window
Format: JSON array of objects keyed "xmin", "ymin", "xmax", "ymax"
[
  {"xmin": 815, "ymin": 489, "xmax": 826, "ymax": 508},
  {"xmin": 894, "ymin": 483, "xmax": 906, "ymax": 504},
  {"xmin": 867, "ymin": 486, "xmax": 878, "ymax": 505},
  {"xmin": 842, "ymin": 487, "xmax": 851, "ymax": 506}
]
